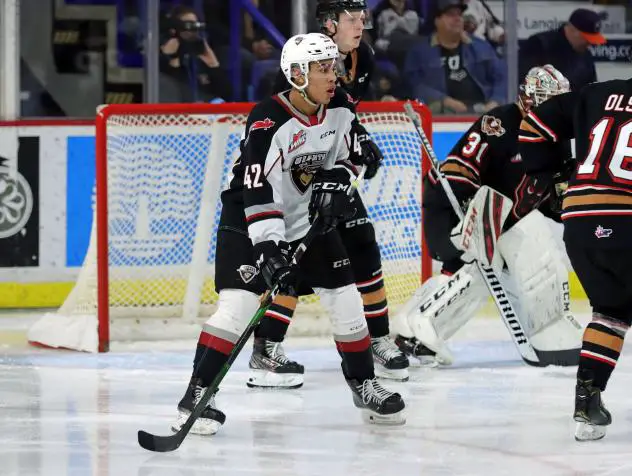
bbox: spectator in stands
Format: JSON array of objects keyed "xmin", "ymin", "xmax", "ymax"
[
  {"xmin": 519, "ymin": 8, "xmax": 605, "ymax": 91},
  {"xmin": 371, "ymin": 0, "xmax": 421, "ymax": 58},
  {"xmin": 159, "ymin": 5, "xmax": 231, "ymax": 102},
  {"xmin": 366, "ymin": 0, "xmax": 421, "ymax": 100},
  {"xmin": 404, "ymin": 0, "xmax": 506, "ymax": 114},
  {"xmin": 463, "ymin": 0, "xmax": 504, "ymax": 45}
]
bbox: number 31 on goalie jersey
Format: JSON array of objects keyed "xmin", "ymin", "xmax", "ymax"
[
  {"xmin": 461, "ymin": 132, "xmax": 490, "ymax": 164},
  {"xmin": 244, "ymin": 164, "xmax": 264, "ymax": 189}
]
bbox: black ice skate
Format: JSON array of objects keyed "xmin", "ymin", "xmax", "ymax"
[
  {"xmin": 574, "ymin": 377, "xmax": 612, "ymax": 441},
  {"xmin": 346, "ymin": 376, "xmax": 406, "ymax": 425},
  {"xmin": 247, "ymin": 338, "xmax": 305, "ymax": 389},
  {"xmin": 172, "ymin": 377, "xmax": 226, "ymax": 436},
  {"xmin": 371, "ymin": 336, "xmax": 409, "ymax": 380},
  {"xmin": 394, "ymin": 334, "xmax": 444, "ymax": 367}
]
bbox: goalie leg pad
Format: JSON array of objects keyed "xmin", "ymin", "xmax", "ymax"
[
  {"xmin": 498, "ymin": 210, "xmax": 582, "ymax": 365},
  {"xmin": 393, "ymin": 275, "xmax": 448, "ymax": 339},
  {"xmin": 407, "ymin": 264, "xmax": 488, "ymax": 365},
  {"xmin": 451, "ymin": 185, "xmax": 513, "ymax": 270}
]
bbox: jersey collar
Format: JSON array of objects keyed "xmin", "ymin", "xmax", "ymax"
[{"xmin": 274, "ymin": 91, "xmax": 327, "ymax": 127}]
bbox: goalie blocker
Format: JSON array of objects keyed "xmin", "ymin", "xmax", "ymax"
[{"xmin": 396, "ymin": 186, "xmax": 582, "ymax": 366}]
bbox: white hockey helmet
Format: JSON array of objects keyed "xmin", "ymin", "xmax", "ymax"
[
  {"xmin": 281, "ymin": 33, "xmax": 339, "ymax": 91},
  {"xmin": 519, "ymin": 64, "xmax": 570, "ymax": 111}
]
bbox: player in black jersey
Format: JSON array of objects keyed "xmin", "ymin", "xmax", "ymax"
[
  {"xmin": 172, "ymin": 33, "xmax": 405, "ymax": 436},
  {"xmin": 519, "ymin": 79, "xmax": 632, "ymax": 441},
  {"xmin": 272, "ymin": 0, "xmax": 375, "ymax": 103},
  {"xmin": 393, "ymin": 65, "xmax": 583, "ymax": 367},
  {"xmin": 251, "ymin": 0, "xmax": 409, "ymax": 386}
]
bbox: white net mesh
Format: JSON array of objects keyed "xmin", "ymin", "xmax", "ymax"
[{"xmin": 29, "ymin": 103, "xmax": 430, "ymax": 351}]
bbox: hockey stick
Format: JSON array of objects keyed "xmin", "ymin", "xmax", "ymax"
[
  {"xmin": 403, "ymin": 102, "xmax": 540, "ymax": 365},
  {"xmin": 138, "ymin": 166, "xmax": 367, "ymax": 452},
  {"xmin": 478, "ymin": 0, "xmax": 502, "ymax": 26}
]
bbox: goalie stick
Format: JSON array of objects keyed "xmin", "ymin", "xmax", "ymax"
[
  {"xmin": 138, "ymin": 166, "xmax": 367, "ymax": 452},
  {"xmin": 403, "ymin": 102, "xmax": 540, "ymax": 365}
]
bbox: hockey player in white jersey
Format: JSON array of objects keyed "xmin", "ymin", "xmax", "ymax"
[
  {"xmin": 394, "ymin": 65, "xmax": 583, "ymax": 367},
  {"xmin": 172, "ymin": 33, "xmax": 405, "ymax": 436},
  {"xmin": 254, "ymin": 0, "xmax": 410, "ymax": 387}
]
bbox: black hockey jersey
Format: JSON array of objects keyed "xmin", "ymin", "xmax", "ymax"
[
  {"xmin": 272, "ymin": 40, "xmax": 375, "ymax": 103},
  {"xmin": 519, "ymin": 80, "xmax": 632, "ymax": 247},
  {"xmin": 425, "ymin": 103, "xmax": 569, "ymax": 221},
  {"xmin": 222, "ymin": 88, "xmax": 360, "ymax": 245}
]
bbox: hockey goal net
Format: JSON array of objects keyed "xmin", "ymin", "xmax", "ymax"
[{"xmin": 28, "ymin": 101, "xmax": 432, "ymax": 352}]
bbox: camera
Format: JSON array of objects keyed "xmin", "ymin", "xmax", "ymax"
[{"xmin": 173, "ymin": 19, "xmax": 206, "ymax": 34}]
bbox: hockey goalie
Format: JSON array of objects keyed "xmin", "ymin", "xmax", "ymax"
[{"xmin": 394, "ymin": 65, "xmax": 583, "ymax": 367}]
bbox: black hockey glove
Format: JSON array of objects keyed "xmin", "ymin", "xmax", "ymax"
[
  {"xmin": 349, "ymin": 124, "xmax": 383, "ymax": 179},
  {"xmin": 308, "ymin": 166, "xmax": 357, "ymax": 234},
  {"xmin": 549, "ymin": 156, "xmax": 576, "ymax": 218},
  {"xmin": 252, "ymin": 240, "xmax": 299, "ymax": 296}
]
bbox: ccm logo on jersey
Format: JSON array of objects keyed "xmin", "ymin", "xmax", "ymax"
[
  {"xmin": 333, "ymin": 258, "xmax": 350, "ymax": 268},
  {"xmin": 290, "ymin": 152, "xmax": 327, "ymax": 194},
  {"xmin": 288, "ymin": 130, "xmax": 307, "ymax": 153},
  {"xmin": 320, "ymin": 130, "xmax": 335, "ymax": 139}
]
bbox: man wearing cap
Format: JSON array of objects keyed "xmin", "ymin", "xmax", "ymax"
[
  {"xmin": 403, "ymin": 0, "xmax": 507, "ymax": 114},
  {"xmin": 519, "ymin": 8, "xmax": 606, "ymax": 91}
]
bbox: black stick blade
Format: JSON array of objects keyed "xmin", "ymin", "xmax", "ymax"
[{"xmin": 138, "ymin": 430, "xmax": 184, "ymax": 453}]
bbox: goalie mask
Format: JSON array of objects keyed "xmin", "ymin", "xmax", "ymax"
[
  {"xmin": 519, "ymin": 65, "xmax": 570, "ymax": 112},
  {"xmin": 281, "ymin": 33, "xmax": 338, "ymax": 105}
]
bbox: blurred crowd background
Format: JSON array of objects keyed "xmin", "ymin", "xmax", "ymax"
[{"xmin": 3, "ymin": 0, "xmax": 632, "ymax": 118}]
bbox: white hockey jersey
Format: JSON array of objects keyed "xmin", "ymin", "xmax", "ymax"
[{"xmin": 224, "ymin": 88, "xmax": 362, "ymax": 245}]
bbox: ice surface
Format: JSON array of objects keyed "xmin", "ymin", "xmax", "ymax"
[{"xmin": 2, "ymin": 311, "xmax": 632, "ymax": 476}]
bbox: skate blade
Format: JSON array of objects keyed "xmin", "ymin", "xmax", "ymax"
[
  {"xmin": 171, "ymin": 411, "xmax": 221, "ymax": 436},
  {"xmin": 361, "ymin": 408, "xmax": 406, "ymax": 426},
  {"xmin": 374, "ymin": 364, "xmax": 409, "ymax": 382},
  {"xmin": 414, "ymin": 355, "xmax": 440, "ymax": 368},
  {"xmin": 574, "ymin": 421, "xmax": 607, "ymax": 441},
  {"xmin": 247, "ymin": 369, "xmax": 304, "ymax": 389}
]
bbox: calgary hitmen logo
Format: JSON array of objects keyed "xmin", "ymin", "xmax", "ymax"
[{"xmin": 290, "ymin": 152, "xmax": 327, "ymax": 194}]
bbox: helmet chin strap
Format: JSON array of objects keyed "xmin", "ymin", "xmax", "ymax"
[
  {"xmin": 291, "ymin": 75, "xmax": 319, "ymax": 108},
  {"xmin": 300, "ymin": 88, "xmax": 319, "ymax": 107}
]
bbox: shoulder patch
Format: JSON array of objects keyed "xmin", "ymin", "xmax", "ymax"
[
  {"xmin": 249, "ymin": 118, "xmax": 275, "ymax": 134},
  {"xmin": 481, "ymin": 115, "xmax": 506, "ymax": 137}
]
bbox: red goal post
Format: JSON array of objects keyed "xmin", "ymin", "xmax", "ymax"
[{"xmin": 28, "ymin": 101, "xmax": 433, "ymax": 352}]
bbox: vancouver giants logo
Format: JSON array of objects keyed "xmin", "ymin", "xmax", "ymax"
[
  {"xmin": 290, "ymin": 152, "xmax": 327, "ymax": 194},
  {"xmin": 288, "ymin": 130, "xmax": 307, "ymax": 153}
]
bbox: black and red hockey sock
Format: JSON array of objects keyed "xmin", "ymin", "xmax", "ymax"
[
  {"xmin": 357, "ymin": 275, "xmax": 389, "ymax": 338},
  {"xmin": 578, "ymin": 313, "xmax": 629, "ymax": 391},
  {"xmin": 253, "ymin": 298, "xmax": 296, "ymax": 342},
  {"xmin": 192, "ymin": 323, "xmax": 238, "ymax": 387},
  {"xmin": 336, "ymin": 331, "xmax": 374, "ymax": 381}
]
